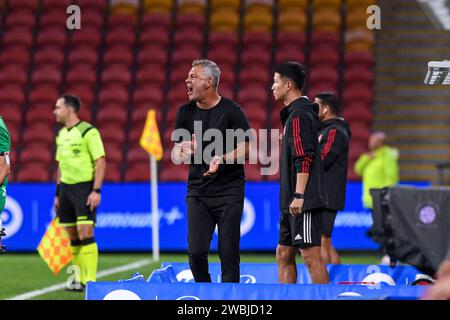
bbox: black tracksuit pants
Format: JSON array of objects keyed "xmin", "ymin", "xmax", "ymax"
[{"xmin": 186, "ymin": 195, "xmax": 244, "ymax": 283}]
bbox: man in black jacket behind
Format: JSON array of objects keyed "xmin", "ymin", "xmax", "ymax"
[
  {"xmin": 272, "ymin": 62, "xmax": 329, "ymax": 284},
  {"xmin": 315, "ymin": 92, "xmax": 352, "ymax": 265}
]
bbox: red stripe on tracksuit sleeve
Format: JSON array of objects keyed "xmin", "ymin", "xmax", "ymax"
[
  {"xmin": 293, "ymin": 118, "xmax": 304, "ymax": 157},
  {"xmin": 321, "ymin": 128, "xmax": 336, "ymax": 161}
]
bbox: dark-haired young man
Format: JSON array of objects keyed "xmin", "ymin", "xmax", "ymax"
[
  {"xmin": 315, "ymin": 92, "xmax": 351, "ymax": 265},
  {"xmin": 53, "ymin": 94, "xmax": 106, "ymax": 291},
  {"xmin": 272, "ymin": 61, "xmax": 329, "ymax": 284}
]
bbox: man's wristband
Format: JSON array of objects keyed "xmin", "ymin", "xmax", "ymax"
[
  {"xmin": 294, "ymin": 193, "xmax": 304, "ymax": 199},
  {"xmin": 55, "ymin": 184, "xmax": 60, "ymax": 197},
  {"xmin": 93, "ymin": 188, "xmax": 101, "ymax": 194}
]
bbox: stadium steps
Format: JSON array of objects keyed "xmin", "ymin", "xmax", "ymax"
[{"xmin": 373, "ymin": 0, "xmax": 450, "ymax": 183}]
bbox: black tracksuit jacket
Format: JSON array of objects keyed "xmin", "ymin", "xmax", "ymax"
[
  {"xmin": 279, "ymin": 97, "xmax": 328, "ymax": 214},
  {"xmin": 318, "ymin": 118, "xmax": 352, "ymax": 211}
]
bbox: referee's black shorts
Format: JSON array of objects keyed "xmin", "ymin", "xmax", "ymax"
[
  {"xmin": 58, "ymin": 181, "xmax": 96, "ymax": 227},
  {"xmin": 278, "ymin": 209, "xmax": 322, "ymax": 248}
]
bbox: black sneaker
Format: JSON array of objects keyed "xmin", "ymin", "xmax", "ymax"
[{"xmin": 65, "ymin": 281, "xmax": 85, "ymax": 292}]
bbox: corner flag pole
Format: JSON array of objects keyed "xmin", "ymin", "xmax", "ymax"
[{"xmin": 150, "ymin": 155, "xmax": 160, "ymax": 262}]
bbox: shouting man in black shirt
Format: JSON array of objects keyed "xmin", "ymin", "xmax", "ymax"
[
  {"xmin": 315, "ymin": 92, "xmax": 351, "ymax": 265},
  {"xmin": 172, "ymin": 59, "xmax": 251, "ymax": 283},
  {"xmin": 272, "ymin": 61, "xmax": 329, "ymax": 284}
]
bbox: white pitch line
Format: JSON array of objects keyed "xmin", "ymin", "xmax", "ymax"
[{"xmin": 8, "ymin": 259, "xmax": 153, "ymax": 300}]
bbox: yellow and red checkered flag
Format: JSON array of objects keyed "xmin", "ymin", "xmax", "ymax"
[
  {"xmin": 139, "ymin": 109, "xmax": 163, "ymax": 160},
  {"xmin": 37, "ymin": 217, "xmax": 72, "ymax": 276}
]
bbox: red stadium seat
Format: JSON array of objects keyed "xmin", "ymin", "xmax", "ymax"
[
  {"xmin": 349, "ymin": 123, "xmax": 370, "ymax": 144},
  {"xmin": 160, "ymin": 164, "xmax": 189, "ymax": 182},
  {"xmin": 0, "ymin": 105, "xmax": 22, "ymax": 126},
  {"xmin": 138, "ymin": 47, "xmax": 168, "ymax": 67},
  {"xmin": 240, "ymin": 50, "xmax": 271, "ymax": 67},
  {"xmin": 310, "ymin": 32, "xmax": 341, "ymax": 51},
  {"xmin": 40, "ymin": 11, "xmax": 68, "ymax": 29},
  {"xmin": 0, "ymin": 67, "xmax": 27, "ymax": 87},
  {"xmin": 127, "ymin": 145, "xmax": 149, "ymax": 163},
  {"xmin": 0, "ymin": 49, "xmax": 30, "ymax": 67},
  {"xmin": 175, "ymin": 14, "xmax": 205, "ymax": 33},
  {"xmin": 133, "ymin": 86, "xmax": 165, "ymax": 108},
  {"xmin": 239, "ymin": 68, "xmax": 270, "ymax": 86},
  {"xmin": 0, "ymin": 86, "xmax": 25, "ymax": 105},
  {"xmin": 105, "ymin": 143, "xmax": 123, "ymax": 164},
  {"xmin": 130, "ymin": 107, "xmax": 164, "ymax": 128},
  {"xmin": 26, "ymin": 104, "xmax": 56, "ymax": 124},
  {"xmin": 275, "ymin": 51, "xmax": 305, "ymax": 64},
  {"xmin": 309, "ymin": 49, "xmax": 340, "ymax": 68},
  {"xmin": 124, "ymin": 162, "xmax": 150, "ymax": 181},
  {"xmin": 309, "ymin": 67, "xmax": 339, "ymax": 87},
  {"xmin": 36, "ymin": 29, "xmax": 67, "ymax": 49},
  {"xmin": 6, "ymin": 10, "xmax": 36, "ymax": 30},
  {"xmin": 76, "ymin": 0, "xmax": 107, "ymax": 14},
  {"xmin": 16, "ymin": 163, "xmax": 50, "ymax": 182},
  {"xmin": 98, "ymin": 88, "xmax": 129, "ymax": 105},
  {"xmin": 141, "ymin": 13, "xmax": 172, "ymax": 32},
  {"xmin": 28, "ymin": 86, "xmax": 60, "ymax": 105},
  {"xmin": 7, "ymin": 124, "xmax": 20, "ymax": 148},
  {"xmin": 99, "ymin": 125, "xmax": 127, "ymax": 145},
  {"xmin": 135, "ymin": 67, "xmax": 166, "ymax": 88},
  {"xmin": 277, "ymin": 32, "xmax": 306, "ymax": 48},
  {"xmin": 80, "ymin": 11, "xmax": 104, "ymax": 30},
  {"xmin": 167, "ymin": 85, "xmax": 189, "ymax": 106},
  {"xmin": 342, "ymin": 104, "xmax": 372, "ymax": 125},
  {"xmin": 104, "ymin": 162, "xmax": 122, "ymax": 182},
  {"xmin": 103, "ymin": 47, "xmax": 134, "ymax": 67},
  {"xmin": 66, "ymin": 67, "xmax": 97, "ymax": 86},
  {"xmin": 19, "ymin": 143, "xmax": 53, "ymax": 165},
  {"xmin": 34, "ymin": 49, "xmax": 65, "ymax": 68},
  {"xmin": 343, "ymin": 84, "xmax": 373, "ymax": 105},
  {"xmin": 106, "ymin": 29, "xmax": 136, "ymax": 47},
  {"xmin": 171, "ymin": 47, "xmax": 202, "ymax": 67},
  {"xmin": 97, "ymin": 106, "xmax": 128, "ymax": 126},
  {"xmin": 140, "ymin": 29, "xmax": 170, "ymax": 48},
  {"xmin": 208, "ymin": 32, "xmax": 238, "ymax": 51},
  {"xmin": 344, "ymin": 67, "xmax": 374, "ymax": 85},
  {"xmin": 173, "ymin": 30, "xmax": 204, "ymax": 49},
  {"xmin": 242, "ymin": 32, "xmax": 272, "ymax": 51},
  {"xmin": 207, "ymin": 48, "xmax": 237, "ymax": 68},
  {"xmin": 32, "ymin": 67, "xmax": 62, "ymax": 88},
  {"xmin": 8, "ymin": 0, "xmax": 39, "ymax": 13},
  {"xmin": 308, "ymin": 84, "xmax": 338, "ymax": 101},
  {"xmin": 349, "ymin": 140, "xmax": 367, "ymax": 162},
  {"xmin": 3, "ymin": 28, "xmax": 33, "ymax": 49},
  {"xmin": 22, "ymin": 123, "xmax": 54, "ymax": 145},
  {"xmin": 170, "ymin": 68, "xmax": 190, "ymax": 85},
  {"xmin": 107, "ymin": 14, "xmax": 138, "ymax": 32},
  {"xmin": 344, "ymin": 51, "xmax": 374, "ymax": 68},
  {"xmin": 237, "ymin": 85, "xmax": 269, "ymax": 105},
  {"xmin": 101, "ymin": 66, "xmax": 132, "ymax": 87},
  {"xmin": 42, "ymin": 0, "xmax": 72, "ymax": 11},
  {"xmin": 71, "ymin": 29, "xmax": 102, "ymax": 49},
  {"xmin": 68, "ymin": 47, "xmax": 99, "ymax": 67}
]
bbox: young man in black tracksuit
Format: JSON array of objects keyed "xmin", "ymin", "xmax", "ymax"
[
  {"xmin": 272, "ymin": 62, "xmax": 329, "ymax": 284},
  {"xmin": 315, "ymin": 93, "xmax": 352, "ymax": 265}
]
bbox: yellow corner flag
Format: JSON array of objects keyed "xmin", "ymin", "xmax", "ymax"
[
  {"xmin": 37, "ymin": 217, "xmax": 72, "ymax": 276},
  {"xmin": 139, "ymin": 109, "xmax": 163, "ymax": 160}
]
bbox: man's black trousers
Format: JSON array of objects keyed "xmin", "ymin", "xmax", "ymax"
[{"xmin": 186, "ymin": 195, "xmax": 244, "ymax": 283}]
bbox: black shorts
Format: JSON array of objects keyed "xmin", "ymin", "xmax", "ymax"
[
  {"xmin": 278, "ymin": 210, "xmax": 322, "ymax": 248},
  {"xmin": 58, "ymin": 181, "xmax": 96, "ymax": 227},
  {"xmin": 320, "ymin": 208, "xmax": 338, "ymax": 237}
]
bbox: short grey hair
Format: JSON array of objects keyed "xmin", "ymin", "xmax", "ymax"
[{"xmin": 192, "ymin": 59, "xmax": 221, "ymax": 89}]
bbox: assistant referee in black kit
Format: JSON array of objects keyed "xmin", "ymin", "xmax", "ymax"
[{"xmin": 172, "ymin": 59, "xmax": 251, "ymax": 283}]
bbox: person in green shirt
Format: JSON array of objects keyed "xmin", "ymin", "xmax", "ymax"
[
  {"xmin": 0, "ymin": 117, "xmax": 11, "ymax": 213},
  {"xmin": 0, "ymin": 116, "xmax": 11, "ymax": 253},
  {"xmin": 354, "ymin": 131, "xmax": 399, "ymax": 209},
  {"xmin": 53, "ymin": 94, "xmax": 106, "ymax": 291}
]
